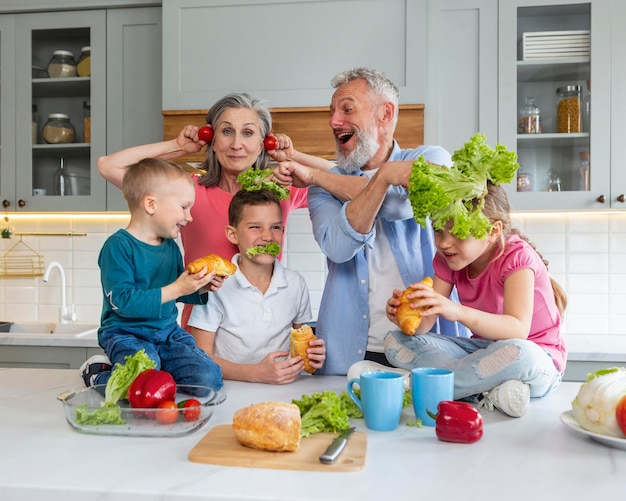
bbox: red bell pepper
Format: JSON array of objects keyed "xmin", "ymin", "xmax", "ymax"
[
  {"xmin": 127, "ymin": 369, "xmax": 176, "ymax": 418},
  {"xmin": 428, "ymin": 401, "xmax": 483, "ymax": 444}
]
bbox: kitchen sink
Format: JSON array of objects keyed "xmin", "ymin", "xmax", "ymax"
[{"xmin": 5, "ymin": 322, "xmax": 99, "ymax": 337}]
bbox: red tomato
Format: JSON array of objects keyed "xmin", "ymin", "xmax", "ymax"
[
  {"xmin": 155, "ymin": 400, "xmax": 179, "ymax": 425},
  {"xmin": 178, "ymin": 398, "xmax": 202, "ymax": 422},
  {"xmin": 198, "ymin": 125, "xmax": 214, "ymax": 143},
  {"xmin": 616, "ymin": 395, "xmax": 626, "ymax": 435},
  {"xmin": 263, "ymin": 135, "xmax": 278, "ymax": 150}
]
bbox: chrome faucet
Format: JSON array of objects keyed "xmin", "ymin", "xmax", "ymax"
[{"xmin": 43, "ymin": 261, "xmax": 76, "ymax": 324}]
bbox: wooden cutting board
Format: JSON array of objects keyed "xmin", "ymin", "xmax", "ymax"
[{"xmin": 189, "ymin": 425, "xmax": 367, "ymax": 472}]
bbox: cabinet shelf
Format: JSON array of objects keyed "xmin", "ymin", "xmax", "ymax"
[
  {"xmin": 517, "ymin": 58, "xmax": 589, "ymax": 83},
  {"xmin": 32, "ymin": 143, "xmax": 90, "ymax": 158},
  {"xmin": 517, "ymin": 132, "xmax": 589, "ymax": 148},
  {"xmin": 32, "ymin": 77, "xmax": 90, "ymax": 98}
]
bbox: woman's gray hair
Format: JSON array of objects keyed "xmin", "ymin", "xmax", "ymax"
[
  {"xmin": 198, "ymin": 92, "xmax": 272, "ymax": 187},
  {"xmin": 331, "ymin": 68, "xmax": 400, "ymax": 126}
]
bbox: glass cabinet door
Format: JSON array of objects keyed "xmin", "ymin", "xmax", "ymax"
[
  {"xmin": 499, "ymin": 0, "xmax": 611, "ymax": 210},
  {"xmin": 14, "ymin": 10, "xmax": 106, "ymax": 212}
]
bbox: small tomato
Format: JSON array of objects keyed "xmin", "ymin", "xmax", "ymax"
[
  {"xmin": 263, "ymin": 135, "xmax": 278, "ymax": 150},
  {"xmin": 155, "ymin": 400, "xmax": 179, "ymax": 425},
  {"xmin": 616, "ymin": 395, "xmax": 626, "ymax": 436},
  {"xmin": 178, "ymin": 398, "xmax": 202, "ymax": 422},
  {"xmin": 198, "ymin": 126, "xmax": 214, "ymax": 143}
]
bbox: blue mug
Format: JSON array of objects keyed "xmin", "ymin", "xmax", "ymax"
[
  {"xmin": 411, "ymin": 367, "xmax": 454, "ymax": 426},
  {"xmin": 347, "ymin": 371, "xmax": 404, "ymax": 431}
]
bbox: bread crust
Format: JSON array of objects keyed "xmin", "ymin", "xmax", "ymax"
[
  {"xmin": 187, "ymin": 253, "xmax": 237, "ymax": 276},
  {"xmin": 233, "ymin": 401, "xmax": 301, "ymax": 452},
  {"xmin": 290, "ymin": 325, "xmax": 316, "ymax": 374},
  {"xmin": 396, "ymin": 276, "xmax": 433, "ymax": 335}
]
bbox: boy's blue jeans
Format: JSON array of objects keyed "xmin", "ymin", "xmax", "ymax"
[
  {"xmin": 95, "ymin": 323, "xmax": 223, "ymax": 392},
  {"xmin": 384, "ymin": 330, "xmax": 561, "ymax": 400}
]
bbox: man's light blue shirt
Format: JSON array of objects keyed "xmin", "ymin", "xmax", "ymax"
[{"xmin": 308, "ymin": 141, "xmax": 469, "ymax": 375}]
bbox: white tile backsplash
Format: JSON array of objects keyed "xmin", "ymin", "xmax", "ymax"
[{"xmin": 3, "ymin": 209, "xmax": 626, "ymax": 358}]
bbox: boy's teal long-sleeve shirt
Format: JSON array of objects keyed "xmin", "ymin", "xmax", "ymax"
[{"xmin": 98, "ymin": 229, "xmax": 206, "ymax": 334}]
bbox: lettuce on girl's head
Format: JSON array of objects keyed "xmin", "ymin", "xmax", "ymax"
[{"xmin": 408, "ymin": 133, "xmax": 518, "ymax": 240}]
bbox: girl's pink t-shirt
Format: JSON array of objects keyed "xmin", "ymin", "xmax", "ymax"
[
  {"xmin": 433, "ymin": 234, "xmax": 567, "ymax": 372},
  {"xmin": 179, "ymin": 176, "xmax": 308, "ymax": 329}
]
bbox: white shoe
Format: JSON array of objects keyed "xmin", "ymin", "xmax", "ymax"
[
  {"xmin": 478, "ymin": 380, "xmax": 530, "ymax": 418},
  {"xmin": 347, "ymin": 360, "xmax": 411, "ymax": 390},
  {"xmin": 79, "ymin": 354, "xmax": 112, "ymax": 387}
]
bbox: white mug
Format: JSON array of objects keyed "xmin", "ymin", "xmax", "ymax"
[{"xmin": 32, "ymin": 189, "xmax": 47, "ymax": 196}]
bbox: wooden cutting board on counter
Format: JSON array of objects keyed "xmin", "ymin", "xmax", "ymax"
[{"xmin": 189, "ymin": 425, "xmax": 367, "ymax": 472}]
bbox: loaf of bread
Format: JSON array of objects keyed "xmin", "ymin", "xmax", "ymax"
[
  {"xmin": 290, "ymin": 325, "xmax": 317, "ymax": 374},
  {"xmin": 232, "ymin": 401, "xmax": 301, "ymax": 452},
  {"xmin": 187, "ymin": 253, "xmax": 237, "ymax": 276},
  {"xmin": 396, "ymin": 276, "xmax": 434, "ymax": 335}
]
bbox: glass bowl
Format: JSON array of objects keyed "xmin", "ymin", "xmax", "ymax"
[{"xmin": 57, "ymin": 384, "xmax": 225, "ymax": 437}]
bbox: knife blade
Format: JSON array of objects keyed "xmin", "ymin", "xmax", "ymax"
[{"xmin": 319, "ymin": 427, "xmax": 356, "ymax": 464}]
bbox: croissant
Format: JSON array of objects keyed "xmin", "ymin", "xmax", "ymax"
[
  {"xmin": 233, "ymin": 401, "xmax": 301, "ymax": 452},
  {"xmin": 396, "ymin": 276, "xmax": 434, "ymax": 335},
  {"xmin": 187, "ymin": 253, "xmax": 237, "ymax": 276},
  {"xmin": 290, "ymin": 324, "xmax": 317, "ymax": 374}
]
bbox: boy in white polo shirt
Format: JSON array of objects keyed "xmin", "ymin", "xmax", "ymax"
[{"xmin": 188, "ymin": 189, "xmax": 326, "ymax": 384}]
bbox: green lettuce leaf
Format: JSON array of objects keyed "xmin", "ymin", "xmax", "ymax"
[
  {"xmin": 245, "ymin": 242, "xmax": 281, "ymax": 258},
  {"xmin": 237, "ymin": 168, "xmax": 290, "ymax": 201}
]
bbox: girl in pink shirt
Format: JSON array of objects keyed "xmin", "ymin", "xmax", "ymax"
[{"xmin": 384, "ymin": 182, "xmax": 567, "ymax": 418}]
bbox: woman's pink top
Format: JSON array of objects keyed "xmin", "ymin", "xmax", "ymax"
[
  {"xmin": 434, "ymin": 234, "xmax": 567, "ymax": 372},
  {"xmin": 180, "ymin": 176, "xmax": 308, "ymax": 329}
]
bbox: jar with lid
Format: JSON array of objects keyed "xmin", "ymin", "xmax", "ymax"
[
  {"xmin": 76, "ymin": 46, "xmax": 91, "ymax": 77},
  {"xmin": 83, "ymin": 101, "xmax": 91, "ymax": 143},
  {"xmin": 579, "ymin": 151, "xmax": 590, "ymax": 191},
  {"xmin": 47, "ymin": 50, "xmax": 77, "ymax": 78},
  {"xmin": 518, "ymin": 97, "xmax": 542, "ymax": 134},
  {"xmin": 556, "ymin": 85, "xmax": 582, "ymax": 133},
  {"xmin": 42, "ymin": 114, "xmax": 75, "ymax": 144}
]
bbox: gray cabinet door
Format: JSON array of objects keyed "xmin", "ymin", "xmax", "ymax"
[
  {"xmin": 105, "ymin": 7, "xmax": 163, "ymax": 212},
  {"xmin": 425, "ymin": 0, "xmax": 498, "ymax": 151},
  {"xmin": 0, "ymin": 15, "xmax": 16, "ymax": 210}
]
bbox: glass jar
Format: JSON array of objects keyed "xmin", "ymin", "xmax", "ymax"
[
  {"xmin": 53, "ymin": 157, "xmax": 78, "ymax": 196},
  {"xmin": 47, "ymin": 50, "xmax": 77, "ymax": 78},
  {"xmin": 83, "ymin": 101, "xmax": 91, "ymax": 143},
  {"xmin": 32, "ymin": 104, "xmax": 38, "ymax": 144},
  {"xmin": 42, "ymin": 113, "xmax": 75, "ymax": 144},
  {"xmin": 556, "ymin": 85, "xmax": 582, "ymax": 133},
  {"xmin": 76, "ymin": 46, "xmax": 91, "ymax": 77},
  {"xmin": 579, "ymin": 151, "xmax": 590, "ymax": 191},
  {"xmin": 518, "ymin": 97, "xmax": 542, "ymax": 134},
  {"xmin": 582, "ymin": 80, "xmax": 591, "ymax": 133}
]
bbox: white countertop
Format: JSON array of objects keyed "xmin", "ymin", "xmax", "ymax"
[
  {"xmin": 0, "ymin": 331, "xmax": 99, "ymax": 348},
  {"xmin": 0, "ymin": 368, "xmax": 624, "ymax": 501}
]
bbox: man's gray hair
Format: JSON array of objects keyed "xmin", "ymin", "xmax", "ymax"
[{"xmin": 331, "ymin": 67, "xmax": 400, "ymax": 124}]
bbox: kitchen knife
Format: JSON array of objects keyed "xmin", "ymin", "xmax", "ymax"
[{"xmin": 319, "ymin": 427, "xmax": 356, "ymax": 464}]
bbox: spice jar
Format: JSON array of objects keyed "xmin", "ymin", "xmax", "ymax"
[
  {"xmin": 518, "ymin": 97, "xmax": 542, "ymax": 134},
  {"xmin": 83, "ymin": 101, "xmax": 91, "ymax": 143},
  {"xmin": 76, "ymin": 46, "xmax": 91, "ymax": 77},
  {"xmin": 42, "ymin": 113, "xmax": 75, "ymax": 144},
  {"xmin": 47, "ymin": 50, "xmax": 77, "ymax": 78},
  {"xmin": 556, "ymin": 85, "xmax": 582, "ymax": 133}
]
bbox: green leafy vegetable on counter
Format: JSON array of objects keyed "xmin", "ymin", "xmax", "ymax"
[
  {"xmin": 292, "ymin": 388, "xmax": 412, "ymax": 437},
  {"xmin": 246, "ymin": 242, "xmax": 281, "ymax": 258},
  {"xmin": 408, "ymin": 132, "xmax": 519, "ymax": 240},
  {"xmin": 237, "ymin": 168, "xmax": 290, "ymax": 201},
  {"xmin": 75, "ymin": 349, "xmax": 156, "ymax": 426}
]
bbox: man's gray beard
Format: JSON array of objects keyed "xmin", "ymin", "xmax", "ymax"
[{"xmin": 336, "ymin": 129, "xmax": 379, "ymax": 173}]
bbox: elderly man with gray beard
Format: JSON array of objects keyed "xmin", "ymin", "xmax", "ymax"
[{"xmin": 276, "ymin": 68, "xmax": 468, "ymax": 375}]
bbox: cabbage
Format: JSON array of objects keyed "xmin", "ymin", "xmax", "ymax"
[{"xmin": 571, "ymin": 367, "xmax": 626, "ymax": 437}]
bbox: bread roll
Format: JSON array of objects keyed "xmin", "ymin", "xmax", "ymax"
[
  {"xmin": 396, "ymin": 276, "xmax": 434, "ymax": 335},
  {"xmin": 233, "ymin": 401, "xmax": 301, "ymax": 452},
  {"xmin": 290, "ymin": 325, "xmax": 316, "ymax": 374},
  {"xmin": 187, "ymin": 253, "xmax": 236, "ymax": 276}
]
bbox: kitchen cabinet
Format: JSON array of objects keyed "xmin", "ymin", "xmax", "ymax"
[
  {"xmin": 0, "ymin": 345, "xmax": 105, "ymax": 369},
  {"xmin": 0, "ymin": 7, "xmax": 162, "ymax": 213},
  {"xmin": 498, "ymin": 0, "xmax": 613, "ymax": 211}
]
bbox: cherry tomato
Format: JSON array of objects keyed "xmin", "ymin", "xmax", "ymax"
[
  {"xmin": 616, "ymin": 395, "xmax": 626, "ymax": 435},
  {"xmin": 263, "ymin": 135, "xmax": 278, "ymax": 150},
  {"xmin": 155, "ymin": 400, "xmax": 179, "ymax": 424},
  {"xmin": 178, "ymin": 398, "xmax": 202, "ymax": 422},
  {"xmin": 198, "ymin": 125, "xmax": 214, "ymax": 143}
]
